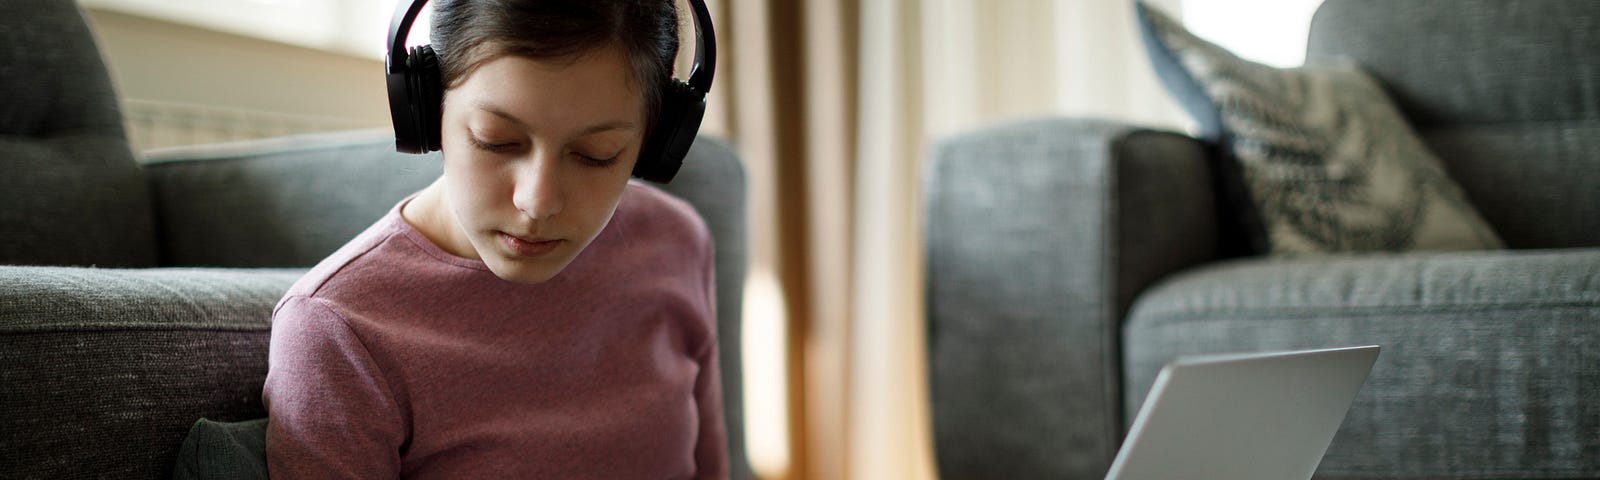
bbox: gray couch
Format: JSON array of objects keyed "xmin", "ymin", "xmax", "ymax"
[
  {"xmin": 924, "ymin": 0, "xmax": 1600, "ymax": 478},
  {"xmin": 0, "ymin": 2, "xmax": 751, "ymax": 479}
]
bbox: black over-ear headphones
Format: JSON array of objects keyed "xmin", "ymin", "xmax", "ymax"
[{"xmin": 385, "ymin": 0, "xmax": 717, "ymax": 184}]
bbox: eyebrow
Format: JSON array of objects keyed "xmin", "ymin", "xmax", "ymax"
[{"xmin": 472, "ymin": 100, "xmax": 638, "ymax": 138}]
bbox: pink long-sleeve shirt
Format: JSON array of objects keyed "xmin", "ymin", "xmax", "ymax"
[{"xmin": 263, "ymin": 182, "xmax": 726, "ymax": 479}]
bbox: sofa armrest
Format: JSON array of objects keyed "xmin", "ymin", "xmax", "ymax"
[
  {"xmin": 0, "ymin": 266, "xmax": 303, "ymax": 479},
  {"xmin": 140, "ymin": 129, "xmax": 442, "ymax": 268},
  {"xmin": 922, "ymin": 118, "xmax": 1219, "ymax": 478}
]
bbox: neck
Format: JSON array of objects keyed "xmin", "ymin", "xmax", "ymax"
[{"xmin": 401, "ymin": 178, "xmax": 481, "ymax": 260}]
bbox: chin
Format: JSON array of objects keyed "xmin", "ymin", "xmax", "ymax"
[
  {"xmin": 482, "ymin": 254, "xmax": 571, "ymax": 284},
  {"xmin": 465, "ymin": 231, "xmax": 579, "ymax": 284}
]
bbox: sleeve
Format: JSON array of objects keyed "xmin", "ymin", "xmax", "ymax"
[
  {"xmin": 694, "ymin": 229, "xmax": 730, "ymax": 480},
  {"xmin": 263, "ymin": 296, "xmax": 406, "ymax": 480},
  {"xmin": 693, "ymin": 340, "xmax": 729, "ymax": 480}
]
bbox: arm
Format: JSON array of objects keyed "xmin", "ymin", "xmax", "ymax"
[
  {"xmin": 922, "ymin": 118, "xmax": 1220, "ymax": 478},
  {"xmin": 693, "ymin": 228, "xmax": 730, "ymax": 480},
  {"xmin": 652, "ymin": 136, "xmax": 750, "ymax": 480},
  {"xmin": 264, "ymin": 296, "xmax": 406, "ymax": 479},
  {"xmin": 692, "ymin": 340, "xmax": 730, "ymax": 480}
]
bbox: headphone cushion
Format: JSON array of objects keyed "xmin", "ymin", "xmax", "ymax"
[
  {"xmin": 634, "ymin": 80, "xmax": 706, "ymax": 183},
  {"xmin": 407, "ymin": 45, "xmax": 444, "ymax": 152}
]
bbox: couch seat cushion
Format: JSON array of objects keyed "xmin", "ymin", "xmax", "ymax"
[
  {"xmin": 1123, "ymin": 249, "xmax": 1600, "ymax": 479},
  {"xmin": 0, "ymin": 266, "xmax": 301, "ymax": 479}
]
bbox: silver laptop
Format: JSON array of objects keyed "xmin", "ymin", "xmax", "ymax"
[{"xmin": 1105, "ymin": 345, "xmax": 1380, "ymax": 480}]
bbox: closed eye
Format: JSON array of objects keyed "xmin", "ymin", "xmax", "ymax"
[
  {"xmin": 576, "ymin": 153, "xmax": 619, "ymax": 168},
  {"xmin": 471, "ymin": 137, "xmax": 518, "ymax": 154}
]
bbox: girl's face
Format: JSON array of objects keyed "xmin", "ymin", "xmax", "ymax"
[{"xmin": 437, "ymin": 46, "xmax": 644, "ymax": 284}]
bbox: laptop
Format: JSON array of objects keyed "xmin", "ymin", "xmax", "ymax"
[{"xmin": 1105, "ymin": 345, "xmax": 1381, "ymax": 480}]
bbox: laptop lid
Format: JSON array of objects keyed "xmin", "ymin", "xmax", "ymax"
[{"xmin": 1104, "ymin": 345, "xmax": 1380, "ymax": 480}]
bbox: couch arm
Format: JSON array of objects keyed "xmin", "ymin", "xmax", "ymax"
[
  {"xmin": 923, "ymin": 118, "xmax": 1219, "ymax": 478},
  {"xmin": 140, "ymin": 129, "xmax": 442, "ymax": 268},
  {"xmin": 0, "ymin": 265, "xmax": 303, "ymax": 479}
]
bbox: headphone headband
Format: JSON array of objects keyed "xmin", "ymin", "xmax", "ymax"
[
  {"xmin": 387, "ymin": 0, "xmax": 715, "ymax": 88},
  {"xmin": 685, "ymin": 0, "xmax": 715, "ymax": 92},
  {"xmin": 386, "ymin": 0, "xmax": 429, "ymax": 75}
]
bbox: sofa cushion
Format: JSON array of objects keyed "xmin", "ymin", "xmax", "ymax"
[
  {"xmin": 0, "ymin": 1, "xmax": 157, "ymax": 267},
  {"xmin": 1136, "ymin": 2, "xmax": 1504, "ymax": 255},
  {"xmin": 171, "ymin": 418, "xmax": 269, "ymax": 480},
  {"xmin": 1123, "ymin": 249, "xmax": 1600, "ymax": 478},
  {"xmin": 1306, "ymin": 0, "xmax": 1600, "ymax": 249},
  {"xmin": 140, "ymin": 130, "xmax": 442, "ymax": 268},
  {"xmin": 0, "ymin": 266, "xmax": 301, "ymax": 479}
]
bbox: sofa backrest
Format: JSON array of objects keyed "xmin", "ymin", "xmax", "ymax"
[
  {"xmin": 141, "ymin": 131, "xmax": 445, "ymax": 268},
  {"xmin": 1306, "ymin": 0, "xmax": 1600, "ymax": 249},
  {"xmin": 0, "ymin": 0, "xmax": 158, "ymax": 266}
]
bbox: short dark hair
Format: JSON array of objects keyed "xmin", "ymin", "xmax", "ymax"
[{"xmin": 430, "ymin": 0, "xmax": 680, "ymax": 130}]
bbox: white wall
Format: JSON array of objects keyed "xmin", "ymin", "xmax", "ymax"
[
  {"xmin": 1181, "ymin": 0, "xmax": 1327, "ymax": 67},
  {"xmin": 83, "ymin": 8, "xmax": 391, "ymax": 150}
]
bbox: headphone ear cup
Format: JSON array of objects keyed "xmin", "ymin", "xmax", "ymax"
[
  {"xmin": 386, "ymin": 56, "xmax": 421, "ymax": 153},
  {"xmin": 407, "ymin": 45, "xmax": 444, "ymax": 152},
  {"xmin": 633, "ymin": 79, "xmax": 706, "ymax": 183}
]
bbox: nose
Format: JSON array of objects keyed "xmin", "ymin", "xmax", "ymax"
[{"xmin": 512, "ymin": 147, "xmax": 565, "ymax": 221}]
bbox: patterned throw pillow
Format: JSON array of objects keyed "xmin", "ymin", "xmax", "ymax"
[{"xmin": 1134, "ymin": 2, "xmax": 1503, "ymax": 254}]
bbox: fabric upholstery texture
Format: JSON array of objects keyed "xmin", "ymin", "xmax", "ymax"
[
  {"xmin": 0, "ymin": 0, "xmax": 157, "ymax": 267},
  {"xmin": 1136, "ymin": 1, "xmax": 1504, "ymax": 255},
  {"xmin": 171, "ymin": 418, "xmax": 269, "ymax": 480},
  {"xmin": 1124, "ymin": 249, "xmax": 1600, "ymax": 478},
  {"xmin": 142, "ymin": 130, "xmax": 444, "ymax": 268},
  {"xmin": 0, "ymin": 266, "xmax": 302, "ymax": 479},
  {"xmin": 924, "ymin": 118, "xmax": 1217, "ymax": 479},
  {"xmin": 1306, "ymin": 0, "xmax": 1600, "ymax": 249}
]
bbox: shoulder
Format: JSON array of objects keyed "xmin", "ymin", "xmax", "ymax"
[
  {"xmin": 612, "ymin": 181, "xmax": 712, "ymax": 253},
  {"xmin": 277, "ymin": 208, "xmax": 418, "ymax": 313},
  {"xmin": 605, "ymin": 182, "xmax": 718, "ymax": 342},
  {"xmin": 271, "ymin": 295, "xmax": 353, "ymax": 340},
  {"xmin": 580, "ymin": 182, "xmax": 715, "ymax": 298},
  {"xmin": 283, "ymin": 235, "xmax": 380, "ymax": 302}
]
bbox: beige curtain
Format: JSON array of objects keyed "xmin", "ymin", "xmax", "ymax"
[
  {"xmin": 701, "ymin": 0, "xmax": 1184, "ymax": 478},
  {"xmin": 695, "ymin": 0, "xmax": 859, "ymax": 478}
]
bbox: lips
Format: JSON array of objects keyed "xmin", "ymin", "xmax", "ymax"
[{"xmin": 498, "ymin": 231, "xmax": 562, "ymax": 257}]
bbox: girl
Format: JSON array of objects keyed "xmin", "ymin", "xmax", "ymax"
[{"xmin": 262, "ymin": 0, "xmax": 726, "ymax": 478}]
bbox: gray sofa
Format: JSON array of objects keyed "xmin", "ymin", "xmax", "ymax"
[
  {"xmin": 0, "ymin": 2, "xmax": 751, "ymax": 479},
  {"xmin": 924, "ymin": 1, "xmax": 1600, "ymax": 479}
]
